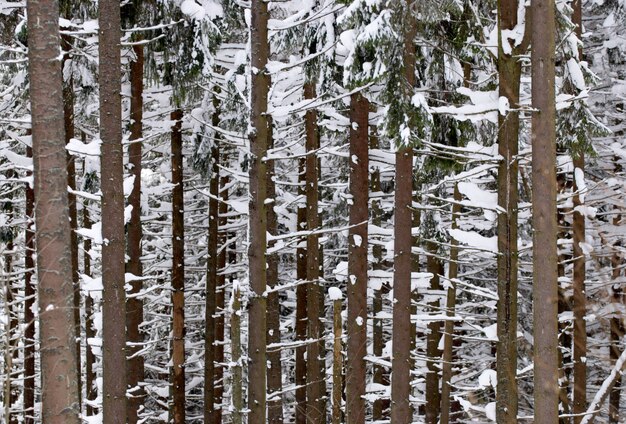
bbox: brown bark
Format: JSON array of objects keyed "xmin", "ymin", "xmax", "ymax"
[
  {"xmin": 126, "ymin": 44, "xmax": 145, "ymax": 424},
  {"xmin": 295, "ymin": 157, "xmax": 308, "ymax": 424},
  {"xmin": 496, "ymin": 0, "xmax": 524, "ymax": 419},
  {"xmin": 332, "ymin": 297, "xmax": 343, "ymax": 424},
  {"xmin": 23, "ymin": 145, "xmax": 35, "ymax": 424},
  {"xmin": 571, "ymin": 2, "xmax": 587, "ymax": 421},
  {"xmin": 4, "ymin": 196, "xmax": 18, "ymax": 424},
  {"xmin": 214, "ymin": 174, "xmax": 228, "ymax": 423},
  {"xmin": 248, "ymin": 1, "xmax": 270, "ymax": 422},
  {"xmin": 531, "ymin": 0, "xmax": 559, "ymax": 418},
  {"xmin": 425, "ymin": 244, "xmax": 443, "ymax": 423},
  {"xmin": 26, "ymin": 0, "xmax": 81, "ymax": 419},
  {"xmin": 267, "ymin": 119, "xmax": 284, "ymax": 424},
  {"xmin": 304, "ymin": 79, "xmax": 324, "ymax": 424},
  {"xmin": 391, "ymin": 2, "xmax": 416, "ymax": 422},
  {"xmin": 231, "ymin": 284, "xmax": 243, "ymax": 424},
  {"xmin": 205, "ymin": 98, "xmax": 220, "ymax": 424},
  {"xmin": 440, "ymin": 184, "xmax": 461, "ymax": 424},
  {"xmin": 346, "ymin": 92, "xmax": 369, "ymax": 424},
  {"xmin": 170, "ymin": 109, "xmax": 186, "ymax": 424}
]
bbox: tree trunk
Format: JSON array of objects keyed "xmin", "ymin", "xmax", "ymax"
[
  {"xmin": 23, "ymin": 145, "xmax": 35, "ymax": 424},
  {"xmin": 26, "ymin": 0, "xmax": 81, "ymax": 420},
  {"xmin": 531, "ymin": 0, "xmax": 559, "ymax": 419},
  {"xmin": 248, "ymin": 1, "xmax": 270, "ymax": 422},
  {"xmin": 205, "ymin": 96, "xmax": 220, "ymax": 424},
  {"xmin": 267, "ymin": 118, "xmax": 284, "ymax": 424},
  {"xmin": 126, "ymin": 43, "xmax": 145, "ymax": 424},
  {"xmin": 440, "ymin": 184, "xmax": 461, "ymax": 424},
  {"xmin": 3, "ymin": 198, "xmax": 17, "ymax": 424},
  {"xmin": 170, "ymin": 109, "xmax": 185, "ymax": 424},
  {"xmin": 304, "ymin": 79, "xmax": 324, "ymax": 424},
  {"xmin": 346, "ymin": 91, "xmax": 369, "ymax": 424},
  {"xmin": 332, "ymin": 297, "xmax": 343, "ymax": 424},
  {"xmin": 571, "ymin": 3, "xmax": 587, "ymax": 422},
  {"xmin": 425, "ymin": 243, "xmax": 443, "ymax": 424},
  {"xmin": 231, "ymin": 284, "xmax": 243, "ymax": 424},
  {"xmin": 215, "ymin": 174, "xmax": 228, "ymax": 423},
  {"xmin": 391, "ymin": 2, "xmax": 416, "ymax": 422},
  {"xmin": 83, "ymin": 201, "xmax": 98, "ymax": 416},
  {"xmin": 295, "ymin": 157, "xmax": 308, "ymax": 424},
  {"xmin": 496, "ymin": 0, "xmax": 524, "ymax": 419}
]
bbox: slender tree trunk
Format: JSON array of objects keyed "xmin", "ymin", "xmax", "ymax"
[
  {"xmin": 205, "ymin": 98, "xmax": 220, "ymax": 424},
  {"xmin": 61, "ymin": 33, "xmax": 82, "ymax": 410},
  {"xmin": 531, "ymin": 0, "xmax": 559, "ymax": 418},
  {"xmin": 440, "ymin": 184, "xmax": 461, "ymax": 424},
  {"xmin": 425, "ymin": 243, "xmax": 443, "ymax": 424},
  {"xmin": 126, "ymin": 43, "xmax": 145, "ymax": 424},
  {"xmin": 267, "ymin": 119, "xmax": 284, "ymax": 424},
  {"xmin": 83, "ymin": 202, "xmax": 98, "ymax": 416},
  {"xmin": 23, "ymin": 145, "xmax": 35, "ymax": 424},
  {"xmin": 332, "ymin": 297, "xmax": 343, "ymax": 424},
  {"xmin": 248, "ymin": 1, "xmax": 270, "ymax": 422},
  {"xmin": 304, "ymin": 79, "xmax": 324, "ymax": 424},
  {"xmin": 214, "ymin": 174, "xmax": 228, "ymax": 423},
  {"xmin": 371, "ymin": 119, "xmax": 390, "ymax": 422},
  {"xmin": 231, "ymin": 284, "xmax": 243, "ymax": 424},
  {"xmin": 170, "ymin": 109, "xmax": 186, "ymax": 424},
  {"xmin": 346, "ymin": 92, "xmax": 369, "ymax": 424},
  {"xmin": 496, "ymin": 0, "xmax": 524, "ymax": 419},
  {"xmin": 26, "ymin": 0, "xmax": 81, "ymax": 420},
  {"xmin": 295, "ymin": 157, "xmax": 308, "ymax": 424},
  {"xmin": 4, "ymin": 211, "xmax": 17, "ymax": 424},
  {"xmin": 571, "ymin": 3, "xmax": 586, "ymax": 421},
  {"xmin": 391, "ymin": 2, "xmax": 416, "ymax": 422}
]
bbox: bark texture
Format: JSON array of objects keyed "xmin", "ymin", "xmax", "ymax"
[
  {"xmin": 531, "ymin": 0, "xmax": 559, "ymax": 419},
  {"xmin": 26, "ymin": 0, "xmax": 81, "ymax": 420},
  {"xmin": 23, "ymin": 146, "xmax": 35, "ymax": 424}
]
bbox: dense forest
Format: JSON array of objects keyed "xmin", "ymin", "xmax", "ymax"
[{"xmin": 0, "ymin": 0, "xmax": 625, "ymax": 422}]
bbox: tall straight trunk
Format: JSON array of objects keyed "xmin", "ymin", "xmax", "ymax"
[
  {"xmin": 231, "ymin": 283, "xmax": 243, "ymax": 424},
  {"xmin": 99, "ymin": 0, "xmax": 127, "ymax": 420},
  {"xmin": 26, "ymin": 0, "xmax": 81, "ymax": 420},
  {"xmin": 248, "ymin": 1, "xmax": 270, "ymax": 422},
  {"xmin": 61, "ymin": 33, "xmax": 81, "ymax": 408},
  {"xmin": 83, "ymin": 202, "xmax": 98, "ymax": 416},
  {"xmin": 440, "ymin": 184, "xmax": 461, "ymax": 424},
  {"xmin": 23, "ymin": 145, "xmax": 35, "ymax": 424},
  {"xmin": 267, "ymin": 120, "xmax": 284, "ymax": 424},
  {"xmin": 496, "ymin": 0, "xmax": 524, "ymax": 419},
  {"xmin": 346, "ymin": 92, "xmax": 369, "ymax": 424},
  {"xmin": 332, "ymin": 297, "xmax": 343, "ymax": 424},
  {"xmin": 425, "ymin": 243, "xmax": 443, "ymax": 423},
  {"xmin": 205, "ymin": 99, "xmax": 220, "ymax": 424},
  {"xmin": 304, "ymin": 79, "xmax": 324, "ymax": 424},
  {"xmin": 4, "ymin": 212, "xmax": 17, "ymax": 424},
  {"xmin": 127, "ymin": 43, "xmax": 144, "ymax": 424},
  {"xmin": 170, "ymin": 109, "xmax": 185, "ymax": 424},
  {"xmin": 571, "ymin": 2, "xmax": 586, "ymax": 421},
  {"xmin": 215, "ymin": 174, "xmax": 228, "ymax": 423},
  {"xmin": 295, "ymin": 157, "xmax": 308, "ymax": 424},
  {"xmin": 531, "ymin": 0, "xmax": 559, "ymax": 419},
  {"xmin": 609, "ymin": 244, "xmax": 624, "ymax": 424},
  {"xmin": 391, "ymin": 2, "xmax": 416, "ymax": 422},
  {"xmin": 371, "ymin": 120, "xmax": 389, "ymax": 422}
]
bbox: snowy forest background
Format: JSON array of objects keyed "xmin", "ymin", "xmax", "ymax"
[{"xmin": 1, "ymin": 0, "xmax": 626, "ymax": 422}]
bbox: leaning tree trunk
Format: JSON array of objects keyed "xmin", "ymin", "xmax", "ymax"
[
  {"xmin": 346, "ymin": 92, "xmax": 369, "ymax": 424},
  {"xmin": 26, "ymin": 0, "xmax": 81, "ymax": 420},
  {"xmin": 126, "ymin": 43, "xmax": 145, "ymax": 424},
  {"xmin": 170, "ymin": 109, "xmax": 186, "ymax": 424},
  {"xmin": 248, "ymin": 1, "xmax": 270, "ymax": 422},
  {"xmin": 531, "ymin": 0, "xmax": 559, "ymax": 419}
]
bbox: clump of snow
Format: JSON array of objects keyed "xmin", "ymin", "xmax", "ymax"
[
  {"xmin": 485, "ymin": 402, "xmax": 496, "ymax": 421},
  {"xmin": 181, "ymin": 0, "xmax": 205, "ymax": 20},
  {"xmin": 328, "ymin": 287, "xmax": 343, "ymax": 301},
  {"xmin": 478, "ymin": 369, "xmax": 497, "ymax": 389}
]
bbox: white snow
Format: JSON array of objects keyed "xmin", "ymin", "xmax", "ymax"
[
  {"xmin": 328, "ymin": 287, "xmax": 343, "ymax": 301},
  {"xmin": 181, "ymin": 0, "xmax": 205, "ymax": 20}
]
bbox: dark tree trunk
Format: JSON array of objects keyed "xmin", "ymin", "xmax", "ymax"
[
  {"xmin": 295, "ymin": 157, "xmax": 308, "ymax": 424},
  {"xmin": 26, "ymin": 0, "xmax": 81, "ymax": 420},
  {"xmin": 391, "ymin": 2, "xmax": 416, "ymax": 422},
  {"xmin": 346, "ymin": 92, "xmax": 369, "ymax": 424},
  {"xmin": 248, "ymin": 1, "xmax": 270, "ymax": 422},
  {"xmin": 215, "ymin": 174, "xmax": 228, "ymax": 423},
  {"xmin": 83, "ymin": 202, "xmax": 98, "ymax": 416},
  {"xmin": 23, "ymin": 145, "xmax": 35, "ymax": 424},
  {"xmin": 126, "ymin": 43, "xmax": 145, "ymax": 424},
  {"xmin": 531, "ymin": 0, "xmax": 559, "ymax": 419},
  {"xmin": 170, "ymin": 109, "xmax": 186, "ymax": 424},
  {"xmin": 425, "ymin": 244, "xmax": 443, "ymax": 423}
]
